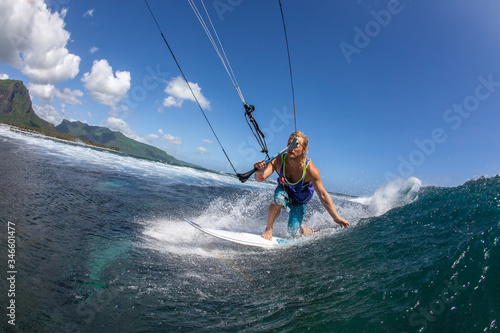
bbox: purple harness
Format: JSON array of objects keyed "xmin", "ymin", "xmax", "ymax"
[{"xmin": 277, "ymin": 153, "xmax": 315, "ymax": 204}]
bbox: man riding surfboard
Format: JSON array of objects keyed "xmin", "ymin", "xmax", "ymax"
[{"xmin": 254, "ymin": 131, "xmax": 349, "ymax": 240}]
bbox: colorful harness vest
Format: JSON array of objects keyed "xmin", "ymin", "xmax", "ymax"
[{"xmin": 277, "ymin": 153, "xmax": 315, "ymax": 204}]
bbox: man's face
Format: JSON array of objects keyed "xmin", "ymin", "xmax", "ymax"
[{"xmin": 287, "ymin": 137, "xmax": 304, "ymax": 158}]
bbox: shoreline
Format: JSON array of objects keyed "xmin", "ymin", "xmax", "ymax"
[{"xmin": 3, "ymin": 123, "xmax": 121, "ymax": 154}]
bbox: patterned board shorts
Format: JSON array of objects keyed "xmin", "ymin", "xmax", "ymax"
[{"xmin": 274, "ymin": 186, "xmax": 307, "ymax": 238}]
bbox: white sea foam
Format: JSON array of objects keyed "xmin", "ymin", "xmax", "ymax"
[
  {"xmin": 350, "ymin": 177, "xmax": 422, "ymax": 216},
  {"xmin": 140, "ymin": 176, "xmax": 423, "ymax": 256},
  {"xmin": 140, "ymin": 217, "xmax": 213, "ymax": 257}
]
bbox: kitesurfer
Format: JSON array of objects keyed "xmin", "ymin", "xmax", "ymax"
[{"xmin": 254, "ymin": 131, "xmax": 350, "ymax": 240}]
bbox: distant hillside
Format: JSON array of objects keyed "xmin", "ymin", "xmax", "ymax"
[
  {"xmin": 0, "ymin": 79, "xmax": 190, "ymax": 166},
  {"xmin": 0, "ymin": 79, "xmax": 54, "ymax": 130},
  {"xmin": 55, "ymin": 119, "xmax": 182, "ymax": 164}
]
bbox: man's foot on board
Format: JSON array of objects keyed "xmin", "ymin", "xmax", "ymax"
[
  {"xmin": 301, "ymin": 226, "xmax": 319, "ymax": 236},
  {"xmin": 262, "ymin": 229, "xmax": 273, "ymax": 240}
]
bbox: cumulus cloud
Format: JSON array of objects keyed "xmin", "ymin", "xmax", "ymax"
[
  {"xmin": 105, "ymin": 117, "xmax": 145, "ymax": 143},
  {"xmin": 161, "ymin": 134, "xmax": 182, "ymax": 145},
  {"xmin": 163, "ymin": 96, "xmax": 182, "ymax": 108},
  {"xmin": 28, "ymin": 82, "xmax": 83, "ymax": 105},
  {"xmin": 202, "ymin": 139, "xmax": 213, "ymax": 144},
  {"xmin": 0, "ymin": 0, "xmax": 80, "ymax": 84},
  {"xmin": 28, "ymin": 83, "xmax": 55, "ymax": 104},
  {"xmin": 0, "ymin": 73, "xmax": 9, "ymax": 80},
  {"xmin": 90, "ymin": 46, "xmax": 99, "ymax": 54},
  {"xmin": 33, "ymin": 104, "xmax": 64, "ymax": 125},
  {"xmin": 54, "ymin": 88, "xmax": 83, "ymax": 105},
  {"xmin": 82, "ymin": 59, "xmax": 131, "ymax": 108},
  {"xmin": 106, "ymin": 117, "xmax": 129, "ymax": 133},
  {"xmin": 163, "ymin": 76, "xmax": 210, "ymax": 110},
  {"xmin": 196, "ymin": 146, "xmax": 208, "ymax": 154},
  {"xmin": 147, "ymin": 133, "xmax": 159, "ymax": 140}
]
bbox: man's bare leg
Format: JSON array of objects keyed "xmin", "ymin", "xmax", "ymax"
[{"xmin": 262, "ymin": 203, "xmax": 282, "ymax": 240}]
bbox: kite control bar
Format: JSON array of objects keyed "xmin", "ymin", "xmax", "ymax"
[{"xmin": 236, "ymin": 136, "xmax": 300, "ymax": 183}]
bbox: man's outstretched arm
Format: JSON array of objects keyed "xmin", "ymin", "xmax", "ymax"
[{"xmin": 309, "ymin": 163, "xmax": 350, "ymax": 228}]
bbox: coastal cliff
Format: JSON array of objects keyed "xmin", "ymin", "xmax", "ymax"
[{"xmin": 0, "ymin": 79, "xmax": 54, "ymax": 130}]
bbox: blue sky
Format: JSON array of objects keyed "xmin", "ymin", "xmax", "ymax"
[{"xmin": 1, "ymin": 0, "xmax": 499, "ymax": 195}]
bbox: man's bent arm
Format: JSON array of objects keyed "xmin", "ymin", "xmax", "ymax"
[{"xmin": 254, "ymin": 159, "xmax": 279, "ymax": 182}]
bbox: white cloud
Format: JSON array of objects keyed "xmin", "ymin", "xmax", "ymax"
[
  {"xmin": 163, "ymin": 95, "xmax": 182, "ymax": 108},
  {"xmin": 28, "ymin": 83, "xmax": 55, "ymax": 104},
  {"xmin": 161, "ymin": 134, "xmax": 182, "ymax": 145},
  {"xmin": 197, "ymin": 146, "xmax": 208, "ymax": 154},
  {"xmin": 28, "ymin": 83, "xmax": 83, "ymax": 105},
  {"xmin": 105, "ymin": 116, "xmax": 129, "ymax": 133},
  {"xmin": 0, "ymin": 73, "xmax": 9, "ymax": 80},
  {"xmin": 158, "ymin": 129, "xmax": 164, "ymax": 135},
  {"xmin": 83, "ymin": 9, "xmax": 95, "ymax": 18},
  {"xmin": 147, "ymin": 133, "xmax": 159, "ymax": 140},
  {"xmin": 33, "ymin": 104, "xmax": 63, "ymax": 125},
  {"xmin": 54, "ymin": 88, "xmax": 83, "ymax": 105},
  {"xmin": 105, "ymin": 117, "xmax": 146, "ymax": 143},
  {"xmin": 90, "ymin": 46, "xmax": 99, "ymax": 54},
  {"xmin": 0, "ymin": 0, "xmax": 80, "ymax": 84},
  {"xmin": 82, "ymin": 59, "xmax": 131, "ymax": 108},
  {"xmin": 202, "ymin": 139, "xmax": 213, "ymax": 144},
  {"xmin": 163, "ymin": 76, "xmax": 210, "ymax": 110}
]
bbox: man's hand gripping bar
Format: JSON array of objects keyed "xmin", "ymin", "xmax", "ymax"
[{"xmin": 236, "ymin": 136, "xmax": 300, "ymax": 183}]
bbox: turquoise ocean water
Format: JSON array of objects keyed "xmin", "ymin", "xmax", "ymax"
[{"xmin": 0, "ymin": 127, "xmax": 499, "ymax": 332}]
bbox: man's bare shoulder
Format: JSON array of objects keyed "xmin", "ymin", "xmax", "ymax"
[
  {"xmin": 272, "ymin": 155, "xmax": 283, "ymax": 170},
  {"xmin": 305, "ymin": 160, "xmax": 321, "ymax": 183}
]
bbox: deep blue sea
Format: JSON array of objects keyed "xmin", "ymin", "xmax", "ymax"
[{"xmin": 0, "ymin": 126, "xmax": 499, "ymax": 332}]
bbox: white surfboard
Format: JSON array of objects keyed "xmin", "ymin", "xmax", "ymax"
[{"xmin": 184, "ymin": 218, "xmax": 293, "ymax": 248}]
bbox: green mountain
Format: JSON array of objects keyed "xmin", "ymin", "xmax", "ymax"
[
  {"xmin": 0, "ymin": 79, "xmax": 187, "ymax": 166},
  {"xmin": 0, "ymin": 79, "xmax": 54, "ymax": 130},
  {"xmin": 55, "ymin": 119, "xmax": 182, "ymax": 164}
]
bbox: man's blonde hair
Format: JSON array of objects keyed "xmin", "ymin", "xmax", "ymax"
[{"xmin": 288, "ymin": 131, "xmax": 308, "ymax": 169}]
